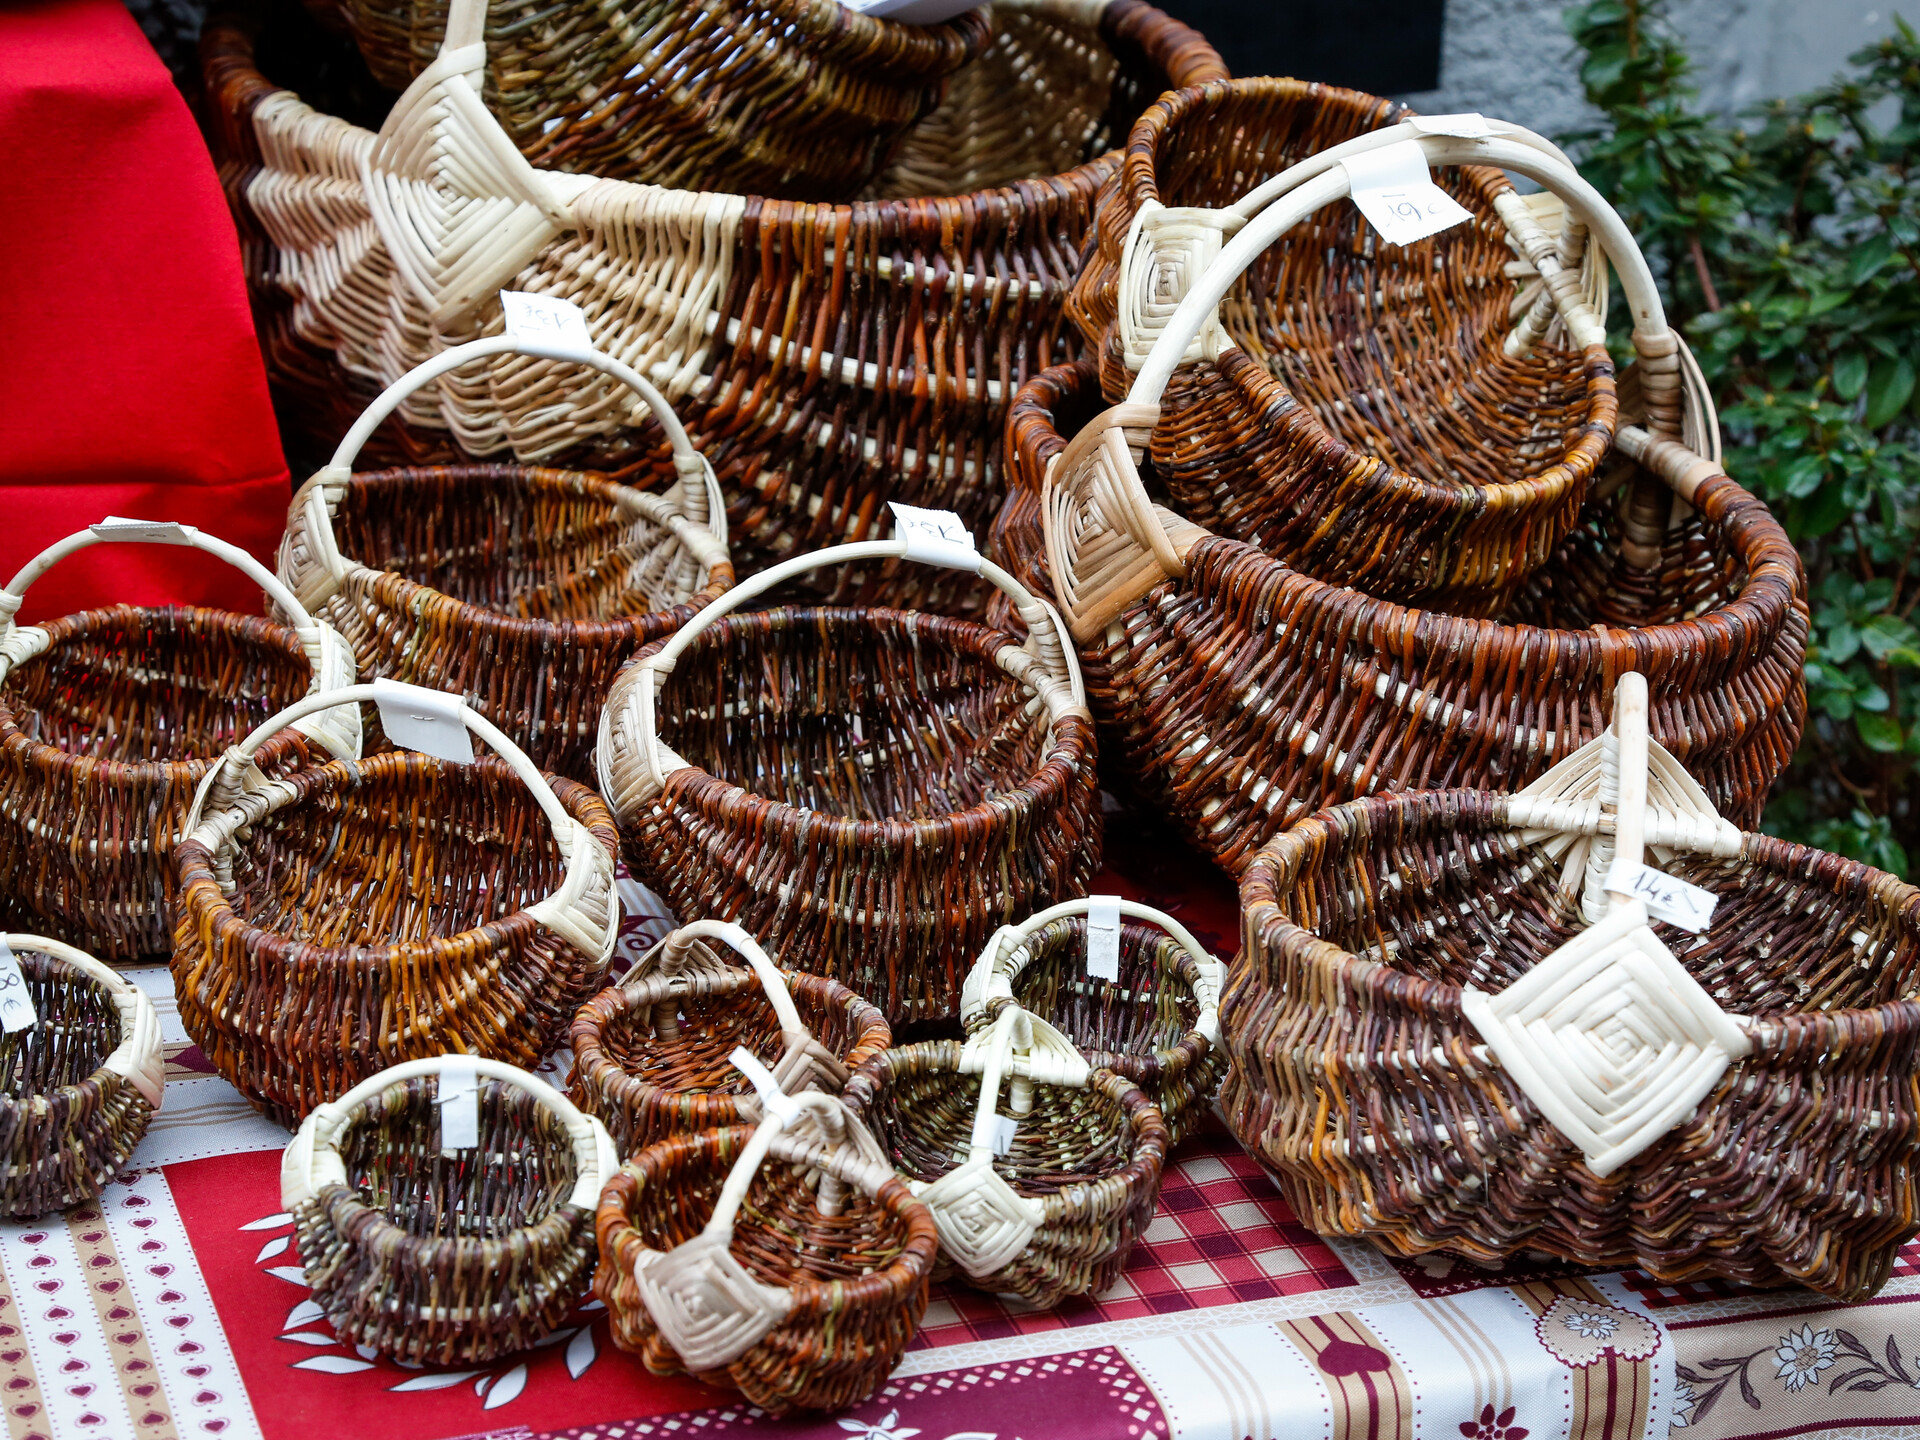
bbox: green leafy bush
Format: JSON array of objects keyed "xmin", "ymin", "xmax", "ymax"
[{"xmin": 1561, "ymin": 0, "xmax": 1920, "ymax": 875}]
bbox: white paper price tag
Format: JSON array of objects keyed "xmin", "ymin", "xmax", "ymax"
[
  {"xmin": 1409, "ymin": 112, "xmax": 1493, "ymax": 140},
  {"xmin": 839, "ymin": 0, "xmax": 982, "ymax": 23},
  {"xmin": 1608, "ymin": 861, "xmax": 1719, "ymax": 934},
  {"xmin": 730, "ymin": 1045, "xmax": 802, "ymax": 1128},
  {"xmin": 1086, "ymin": 895, "xmax": 1122, "ymax": 982},
  {"xmin": 500, "ymin": 290, "xmax": 597, "ymax": 363},
  {"xmin": 0, "ymin": 943, "xmax": 36, "ymax": 1035},
  {"xmin": 889, "ymin": 502, "xmax": 982, "ymax": 572},
  {"xmin": 1341, "ymin": 140, "xmax": 1474, "ymax": 247},
  {"xmin": 438, "ymin": 1058, "xmax": 479, "ymax": 1152},
  {"xmin": 988, "ymin": 1113, "xmax": 1019, "ymax": 1158},
  {"xmin": 372, "ymin": 678, "xmax": 474, "ymax": 764},
  {"xmin": 92, "ymin": 517, "xmax": 195, "ymax": 545}
]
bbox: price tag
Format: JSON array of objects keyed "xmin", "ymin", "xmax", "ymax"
[
  {"xmin": 500, "ymin": 290, "xmax": 597, "ymax": 363},
  {"xmin": 889, "ymin": 502, "xmax": 982, "ymax": 572},
  {"xmin": 0, "ymin": 943, "xmax": 36, "ymax": 1035},
  {"xmin": 372, "ymin": 678, "xmax": 474, "ymax": 764},
  {"xmin": 438, "ymin": 1058, "xmax": 479, "ymax": 1152},
  {"xmin": 730, "ymin": 1045, "xmax": 802, "ymax": 1128},
  {"xmin": 1409, "ymin": 112, "xmax": 1494, "ymax": 140},
  {"xmin": 1607, "ymin": 861, "xmax": 1719, "ymax": 934},
  {"xmin": 91, "ymin": 517, "xmax": 195, "ymax": 545},
  {"xmin": 1341, "ymin": 140, "xmax": 1474, "ymax": 247},
  {"xmin": 839, "ymin": 0, "xmax": 982, "ymax": 22},
  {"xmin": 988, "ymin": 1113, "xmax": 1019, "ymax": 1158},
  {"xmin": 1086, "ymin": 896, "xmax": 1122, "ymax": 982}
]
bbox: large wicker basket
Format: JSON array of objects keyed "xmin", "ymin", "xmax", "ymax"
[
  {"xmin": 282, "ymin": 1055, "xmax": 618, "ymax": 1364},
  {"xmin": 0, "ymin": 934, "xmax": 164, "ymax": 1218},
  {"xmin": 570, "ymin": 918, "xmax": 891, "ymax": 1155},
  {"xmin": 200, "ymin": 1, "xmax": 1225, "ymax": 608},
  {"xmin": 279, "ymin": 323, "xmax": 732, "ymax": 779},
  {"xmin": 172, "ymin": 684, "xmax": 618, "ymax": 1126},
  {"xmin": 0, "ymin": 520, "xmax": 360, "ymax": 960}
]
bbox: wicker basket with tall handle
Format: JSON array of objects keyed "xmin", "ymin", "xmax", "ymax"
[
  {"xmin": 597, "ymin": 522, "xmax": 1101, "ymax": 1023},
  {"xmin": 282, "ymin": 1054, "xmax": 619, "ymax": 1364},
  {"xmin": 1225, "ymin": 671, "xmax": 1920, "ymax": 1300},
  {"xmin": 569, "ymin": 918, "xmax": 891, "ymax": 1156},
  {"xmin": 279, "ymin": 309, "xmax": 732, "ymax": 779},
  {"xmin": 172, "ymin": 682, "xmax": 618, "ymax": 1126},
  {"xmin": 959, "ymin": 895, "xmax": 1224, "ymax": 1145},
  {"xmin": 0, "ymin": 520, "xmax": 360, "ymax": 960}
]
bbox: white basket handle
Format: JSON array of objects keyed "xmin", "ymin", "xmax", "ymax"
[
  {"xmin": 625, "ymin": 920, "xmax": 807, "ymax": 1036},
  {"xmin": 3, "ymin": 933, "xmax": 164, "ymax": 1111}
]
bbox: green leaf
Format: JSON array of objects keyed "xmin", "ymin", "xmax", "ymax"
[
  {"xmin": 1781, "ymin": 452, "xmax": 1828, "ymax": 498},
  {"xmin": 1863, "ymin": 614, "xmax": 1920, "ymax": 661},
  {"xmin": 1826, "ymin": 622, "xmax": 1864, "ymax": 663},
  {"xmin": 1833, "ymin": 350, "xmax": 1870, "ymax": 400},
  {"xmin": 1866, "ymin": 356, "xmax": 1916, "ymax": 428},
  {"xmin": 1858, "ymin": 711, "xmax": 1904, "ymax": 751},
  {"xmin": 1848, "ymin": 232, "xmax": 1897, "ymax": 285}
]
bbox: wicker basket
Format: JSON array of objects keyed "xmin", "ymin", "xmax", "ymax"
[
  {"xmin": 843, "ymin": 1002, "xmax": 1167, "ymax": 1304},
  {"xmin": 0, "ymin": 933, "xmax": 164, "ymax": 1218},
  {"xmin": 0, "ymin": 520, "xmax": 360, "ymax": 960},
  {"xmin": 597, "ymin": 1091, "xmax": 937, "ymax": 1413},
  {"xmin": 282, "ymin": 1055, "xmax": 618, "ymax": 1364},
  {"xmin": 279, "ymin": 324, "xmax": 733, "ymax": 779},
  {"xmin": 597, "ymin": 529, "xmax": 1101, "ymax": 1023},
  {"xmin": 570, "ymin": 918, "xmax": 891, "ymax": 1155},
  {"xmin": 200, "ymin": 1, "xmax": 1224, "ymax": 608},
  {"xmin": 1225, "ymin": 672, "xmax": 1920, "ymax": 1301},
  {"xmin": 172, "ymin": 683, "xmax": 618, "ymax": 1126},
  {"xmin": 959, "ymin": 895, "xmax": 1223, "ymax": 1145}
]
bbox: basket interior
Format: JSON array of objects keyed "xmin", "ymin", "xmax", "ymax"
[
  {"xmin": 222, "ymin": 754, "xmax": 567, "ymax": 947},
  {"xmin": 658, "ymin": 609, "xmax": 1053, "ymax": 821},
  {"xmin": 598, "ymin": 974, "xmax": 857, "ymax": 1094},
  {"xmin": 0, "ymin": 951, "xmax": 118, "ymax": 1098},
  {"xmin": 2, "ymin": 608, "xmax": 313, "ymax": 763},
  {"xmin": 335, "ymin": 467, "xmax": 701, "ymax": 623},
  {"xmin": 1005, "ymin": 920, "xmax": 1197, "ymax": 1058}
]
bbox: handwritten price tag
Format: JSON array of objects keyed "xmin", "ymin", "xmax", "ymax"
[
  {"xmin": 1409, "ymin": 112, "xmax": 1494, "ymax": 140},
  {"xmin": 0, "ymin": 943, "xmax": 36, "ymax": 1035},
  {"xmin": 500, "ymin": 290, "xmax": 597, "ymax": 363},
  {"xmin": 91, "ymin": 517, "xmax": 195, "ymax": 545},
  {"xmin": 1608, "ymin": 861, "xmax": 1719, "ymax": 934},
  {"xmin": 988, "ymin": 1113, "xmax": 1019, "ymax": 1158},
  {"xmin": 1341, "ymin": 140, "xmax": 1474, "ymax": 247},
  {"xmin": 437, "ymin": 1057, "xmax": 479, "ymax": 1152},
  {"xmin": 372, "ymin": 678, "xmax": 474, "ymax": 765},
  {"xmin": 889, "ymin": 502, "xmax": 982, "ymax": 572},
  {"xmin": 1085, "ymin": 895, "xmax": 1122, "ymax": 982}
]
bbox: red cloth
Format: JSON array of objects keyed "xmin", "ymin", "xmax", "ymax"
[{"xmin": 0, "ymin": 0, "xmax": 290, "ymax": 623}]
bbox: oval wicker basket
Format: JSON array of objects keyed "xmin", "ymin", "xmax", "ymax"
[
  {"xmin": 959, "ymin": 895, "xmax": 1224, "ymax": 1145},
  {"xmin": 597, "ymin": 532, "xmax": 1101, "ymax": 1023},
  {"xmin": 0, "ymin": 933, "xmax": 164, "ymax": 1218},
  {"xmin": 597, "ymin": 1091, "xmax": 938, "ymax": 1413},
  {"xmin": 200, "ymin": 1, "xmax": 1225, "ymax": 609},
  {"xmin": 279, "ymin": 324, "xmax": 732, "ymax": 779},
  {"xmin": 570, "ymin": 918, "xmax": 891, "ymax": 1155},
  {"xmin": 282, "ymin": 1055, "xmax": 618, "ymax": 1364},
  {"xmin": 1225, "ymin": 673, "xmax": 1920, "ymax": 1300},
  {"xmin": 0, "ymin": 520, "xmax": 360, "ymax": 960},
  {"xmin": 172, "ymin": 684, "xmax": 619, "ymax": 1126},
  {"xmin": 842, "ymin": 1003, "xmax": 1168, "ymax": 1305}
]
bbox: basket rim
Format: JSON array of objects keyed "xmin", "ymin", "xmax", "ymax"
[{"xmin": 0, "ymin": 946, "xmax": 149, "ymax": 1117}]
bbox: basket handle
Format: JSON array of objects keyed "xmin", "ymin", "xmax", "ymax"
[
  {"xmin": 3, "ymin": 933, "xmax": 164, "ymax": 1111},
  {"xmin": 699, "ymin": 1089, "xmax": 878, "ymax": 1239},
  {"xmin": 1594, "ymin": 671, "xmax": 1652, "ymax": 915},
  {"xmin": 626, "ymin": 920, "xmax": 809, "ymax": 1042}
]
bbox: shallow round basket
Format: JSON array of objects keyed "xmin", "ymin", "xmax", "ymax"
[
  {"xmin": 570, "ymin": 920, "xmax": 892, "ymax": 1155},
  {"xmin": 172, "ymin": 687, "xmax": 618, "ymax": 1126},
  {"xmin": 283, "ymin": 1056, "xmax": 617, "ymax": 1365},
  {"xmin": 0, "ymin": 934, "xmax": 164, "ymax": 1218}
]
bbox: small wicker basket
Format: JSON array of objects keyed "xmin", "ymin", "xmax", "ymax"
[
  {"xmin": 843, "ymin": 1003, "xmax": 1168, "ymax": 1305},
  {"xmin": 597, "ymin": 1090, "xmax": 938, "ymax": 1414},
  {"xmin": 282, "ymin": 1054, "xmax": 618, "ymax": 1365},
  {"xmin": 960, "ymin": 896, "xmax": 1224, "ymax": 1146},
  {"xmin": 0, "ymin": 520, "xmax": 360, "ymax": 959},
  {"xmin": 0, "ymin": 934, "xmax": 164, "ymax": 1218},
  {"xmin": 279, "ymin": 320, "xmax": 733, "ymax": 779},
  {"xmin": 597, "ymin": 527, "xmax": 1102, "ymax": 1023},
  {"xmin": 570, "ymin": 918, "xmax": 891, "ymax": 1156},
  {"xmin": 1226, "ymin": 672, "xmax": 1920, "ymax": 1300},
  {"xmin": 172, "ymin": 683, "xmax": 618, "ymax": 1126}
]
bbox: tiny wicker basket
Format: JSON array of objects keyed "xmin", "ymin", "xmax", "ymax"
[
  {"xmin": 279, "ymin": 323, "xmax": 733, "ymax": 780},
  {"xmin": 597, "ymin": 531, "xmax": 1101, "ymax": 1023},
  {"xmin": 959, "ymin": 896, "xmax": 1224, "ymax": 1146},
  {"xmin": 1225, "ymin": 673, "xmax": 1920, "ymax": 1301},
  {"xmin": 597, "ymin": 1091, "xmax": 938, "ymax": 1414},
  {"xmin": 282, "ymin": 1055, "xmax": 618, "ymax": 1365},
  {"xmin": 842, "ymin": 1003, "xmax": 1168, "ymax": 1306},
  {"xmin": 0, "ymin": 934, "xmax": 164, "ymax": 1218},
  {"xmin": 0, "ymin": 520, "xmax": 360, "ymax": 960},
  {"xmin": 172, "ymin": 684, "xmax": 619, "ymax": 1126},
  {"xmin": 570, "ymin": 918, "xmax": 891, "ymax": 1156}
]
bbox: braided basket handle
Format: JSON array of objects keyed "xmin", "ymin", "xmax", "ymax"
[{"xmin": 3, "ymin": 933, "xmax": 164, "ymax": 1111}]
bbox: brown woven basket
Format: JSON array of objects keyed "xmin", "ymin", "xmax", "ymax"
[
  {"xmin": 200, "ymin": 2, "xmax": 1224, "ymax": 609},
  {"xmin": 569, "ymin": 918, "xmax": 891, "ymax": 1155},
  {"xmin": 1224, "ymin": 674, "xmax": 1920, "ymax": 1301},
  {"xmin": 842, "ymin": 1003, "xmax": 1168, "ymax": 1305},
  {"xmin": 597, "ymin": 1093, "xmax": 938, "ymax": 1414},
  {"xmin": 172, "ymin": 685, "xmax": 618, "ymax": 1126},
  {"xmin": 0, "ymin": 520, "xmax": 361, "ymax": 961},
  {"xmin": 959, "ymin": 895, "xmax": 1224, "ymax": 1145},
  {"xmin": 0, "ymin": 934, "xmax": 164, "ymax": 1218},
  {"xmin": 995, "ymin": 357, "xmax": 1806, "ymax": 875},
  {"xmin": 282, "ymin": 1055, "xmax": 618, "ymax": 1364},
  {"xmin": 279, "ymin": 325, "xmax": 733, "ymax": 780},
  {"xmin": 597, "ymin": 532, "xmax": 1101, "ymax": 1023}
]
